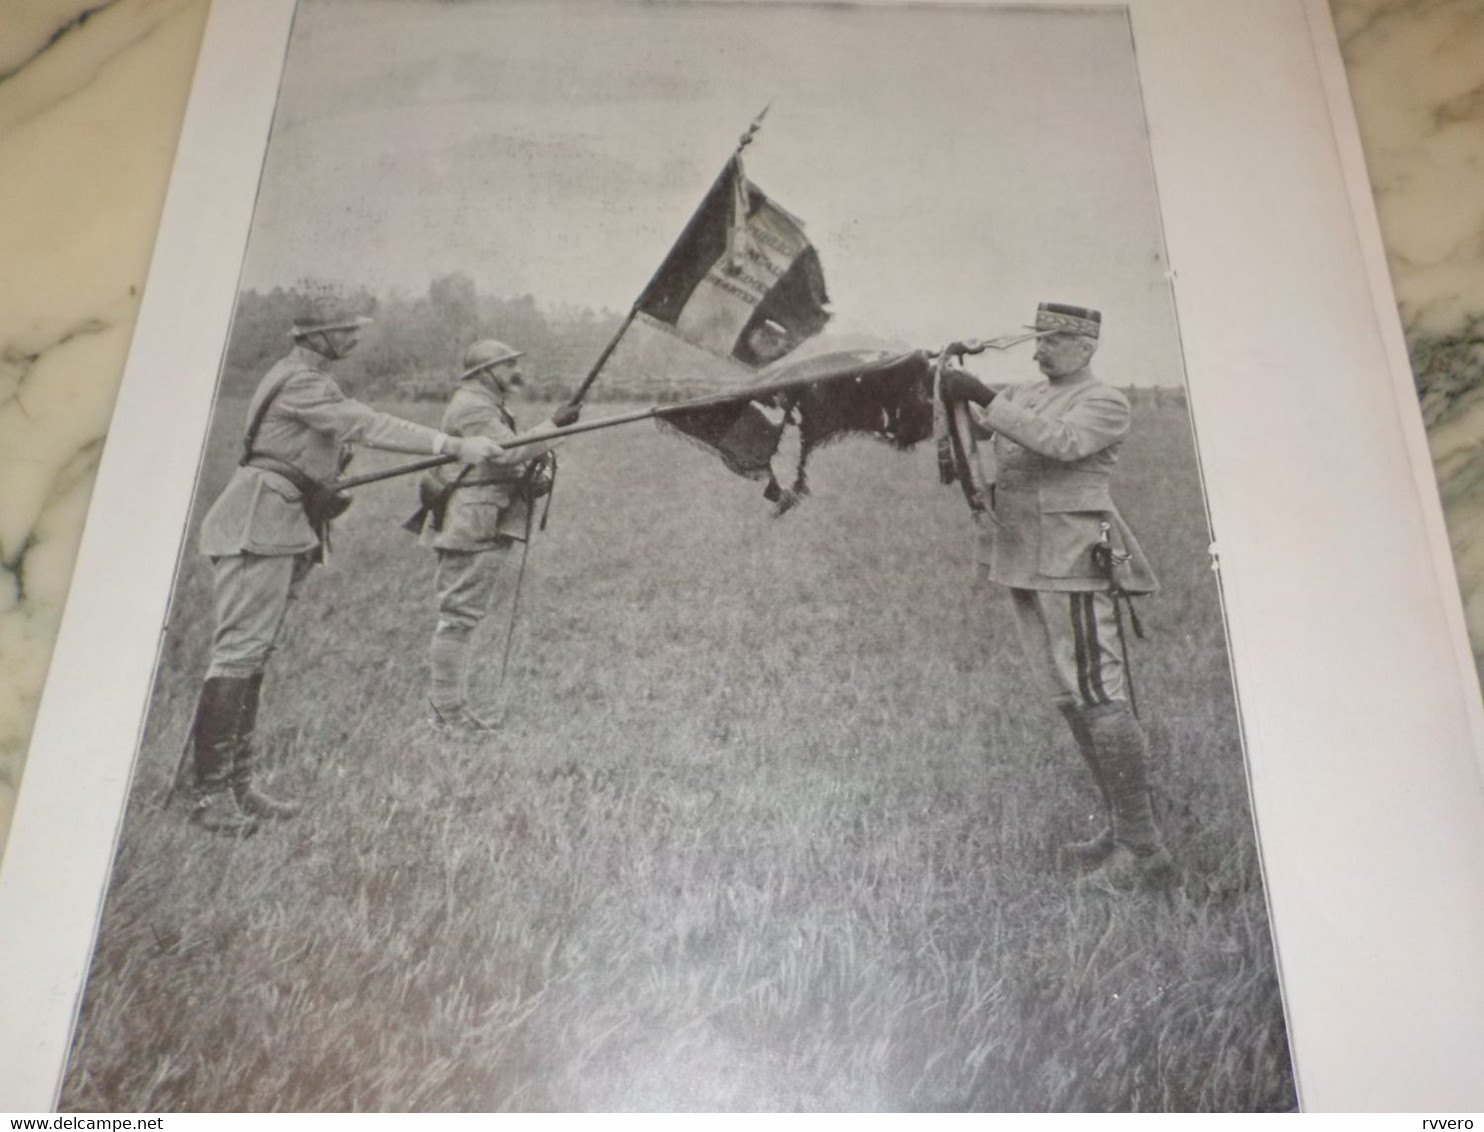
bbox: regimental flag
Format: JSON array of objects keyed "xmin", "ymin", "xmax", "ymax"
[
  {"xmin": 594, "ymin": 139, "xmax": 937, "ymax": 513},
  {"xmin": 635, "ymin": 157, "xmax": 832, "ymax": 369}
]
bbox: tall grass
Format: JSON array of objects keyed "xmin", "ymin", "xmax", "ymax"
[{"xmin": 61, "ymin": 398, "xmax": 1294, "ymax": 1111}]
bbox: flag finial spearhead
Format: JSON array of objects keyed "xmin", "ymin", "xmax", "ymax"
[{"xmin": 737, "ymin": 101, "xmax": 771, "ymax": 153}]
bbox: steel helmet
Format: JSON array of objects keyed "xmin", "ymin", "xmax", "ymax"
[{"xmin": 460, "ymin": 338, "xmax": 525, "ymax": 384}]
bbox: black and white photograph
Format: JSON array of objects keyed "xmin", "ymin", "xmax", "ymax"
[{"xmin": 38, "ymin": 0, "xmax": 1306, "ymax": 1111}]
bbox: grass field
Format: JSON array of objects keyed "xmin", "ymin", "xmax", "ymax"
[{"xmin": 60, "ymin": 394, "xmax": 1295, "ymax": 1111}]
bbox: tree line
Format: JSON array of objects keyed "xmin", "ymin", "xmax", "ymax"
[{"xmin": 221, "ymin": 274, "xmax": 626, "ymax": 403}]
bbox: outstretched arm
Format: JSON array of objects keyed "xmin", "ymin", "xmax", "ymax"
[
  {"xmin": 445, "ymin": 396, "xmax": 575, "ymax": 470},
  {"xmin": 280, "ymin": 372, "xmax": 501, "ymax": 461}
]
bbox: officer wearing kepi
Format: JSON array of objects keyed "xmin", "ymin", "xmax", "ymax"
[
  {"xmin": 185, "ymin": 296, "xmax": 506, "ymax": 835},
  {"xmin": 413, "ymin": 338, "xmax": 579, "ymax": 733},
  {"xmin": 940, "ymin": 301, "xmax": 1175, "ymax": 891}
]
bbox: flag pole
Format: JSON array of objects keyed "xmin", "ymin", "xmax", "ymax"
[
  {"xmin": 569, "ymin": 307, "xmax": 638, "ymax": 406},
  {"xmin": 332, "ymin": 330, "xmax": 1043, "ymax": 492},
  {"xmin": 568, "ymin": 105, "xmax": 772, "ymax": 407},
  {"xmin": 334, "ymin": 351, "xmax": 918, "ymax": 492}
]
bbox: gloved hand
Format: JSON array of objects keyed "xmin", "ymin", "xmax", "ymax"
[
  {"xmin": 939, "ymin": 369, "xmax": 996, "ymax": 406},
  {"xmin": 450, "ymin": 434, "xmax": 504, "ymax": 464},
  {"xmin": 552, "ymin": 401, "xmax": 581, "ymax": 428}
]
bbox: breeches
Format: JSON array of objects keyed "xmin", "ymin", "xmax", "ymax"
[
  {"xmin": 434, "ymin": 547, "xmax": 510, "ymax": 642},
  {"xmin": 1009, "ymin": 587, "xmax": 1128, "ymax": 708},
  {"xmin": 206, "ymin": 553, "xmax": 313, "ymax": 678}
]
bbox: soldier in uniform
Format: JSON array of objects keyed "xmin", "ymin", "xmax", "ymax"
[
  {"xmin": 185, "ymin": 298, "xmax": 506, "ymax": 835},
  {"xmin": 419, "ymin": 339, "xmax": 579, "ymax": 733},
  {"xmin": 940, "ymin": 301, "xmax": 1175, "ymax": 891}
]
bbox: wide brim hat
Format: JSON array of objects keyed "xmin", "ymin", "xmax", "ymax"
[
  {"xmin": 1024, "ymin": 302, "xmax": 1101, "ymax": 338},
  {"xmin": 290, "ymin": 314, "xmax": 373, "ymax": 337}
]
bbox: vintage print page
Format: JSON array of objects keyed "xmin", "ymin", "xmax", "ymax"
[{"xmin": 2, "ymin": 0, "xmax": 1482, "ymax": 1113}]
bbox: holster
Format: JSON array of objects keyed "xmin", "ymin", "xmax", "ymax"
[
  {"xmin": 246, "ymin": 456, "xmax": 352, "ymax": 530},
  {"xmin": 404, "ymin": 471, "xmax": 460, "ymax": 534}
]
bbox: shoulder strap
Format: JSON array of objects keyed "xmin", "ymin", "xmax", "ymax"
[{"xmin": 240, "ymin": 360, "xmax": 310, "ymax": 465}]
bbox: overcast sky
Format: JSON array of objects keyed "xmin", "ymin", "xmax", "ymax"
[{"xmin": 239, "ymin": 0, "xmax": 1185, "ymax": 385}]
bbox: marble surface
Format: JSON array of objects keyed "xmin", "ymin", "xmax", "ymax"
[
  {"xmin": 1334, "ymin": 0, "xmax": 1484, "ymax": 670},
  {"xmin": 0, "ymin": 0, "xmax": 1481, "ymax": 854}
]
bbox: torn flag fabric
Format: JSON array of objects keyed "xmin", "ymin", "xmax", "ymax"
[{"xmin": 659, "ymin": 344, "xmax": 939, "ymax": 513}]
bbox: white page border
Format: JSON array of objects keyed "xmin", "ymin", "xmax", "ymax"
[{"xmin": 2, "ymin": 0, "xmax": 1483, "ymax": 1111}]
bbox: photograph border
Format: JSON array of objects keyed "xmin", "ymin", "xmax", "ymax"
[{"xmin": 2, "ymin": 0, "xmax": 1483, "ymax": 1110}]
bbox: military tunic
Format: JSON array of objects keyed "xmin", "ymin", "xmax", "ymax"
[
  {"xmin": 423, "ymin": 379, "xmax": 560, "ymax": 552},
  {"xmin": 975, "ymin": 372, "xmax": 1156, "ymax": 594},
  {"xmin": 425, "ymin": 377, "xmax": 562, "ymax": 641},
  {"xmin": 199, "ymin": 347, "xmax": 452, "ymax": 677},
  {"xmin": 972, "ymin": 369, "xmax": 1157, "ymax": 708},
  {"xmin": 202, "ymin": 351, "xmax": 452, "ymax": 557}
]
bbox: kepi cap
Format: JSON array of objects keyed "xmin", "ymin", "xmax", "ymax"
[{"xmin": 1025, "ymin": 302, "xmax": 1101, "ymax": 339}]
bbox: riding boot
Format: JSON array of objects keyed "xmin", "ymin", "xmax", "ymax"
[
  {"xmin": 1058, "ymin": 702, "xmax": 1115, "ymax": 868},
  {"xmin": 1081, "ymin": 703, "xmax": 1177, "ymax": 891},
  {"xmin": 187, "ymin": 677, "xmax": 259, "ymax": 836},
  {"xmin": 231, "ymin": 672, "xmax": 301, "ymax": 820}
]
